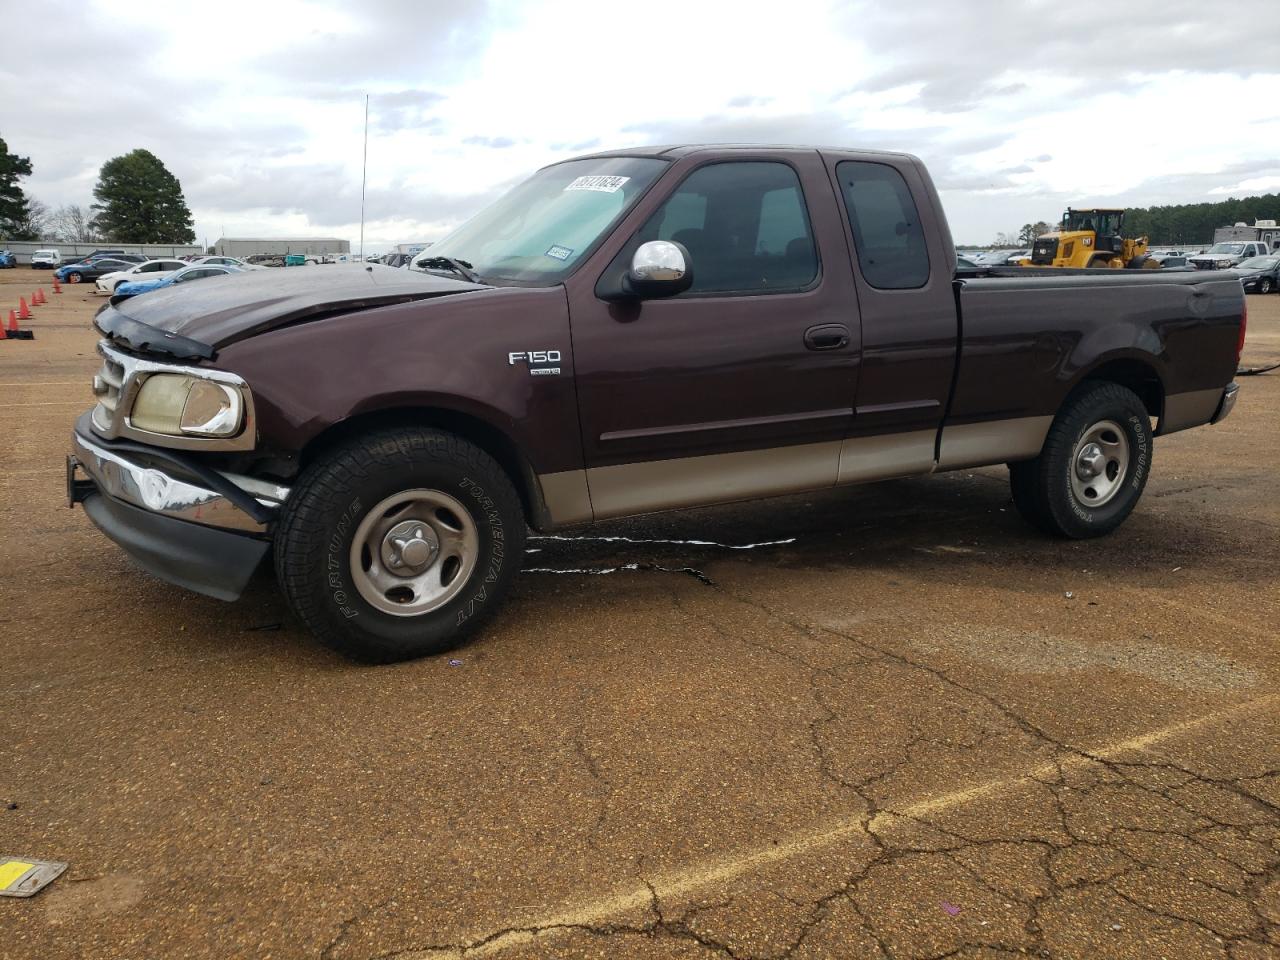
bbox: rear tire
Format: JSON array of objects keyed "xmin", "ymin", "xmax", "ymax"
[
  {"xmin": 274, "ymin": 427, "xmax": 525, "ymax": 663},
  {"xmin": 1010, "ymin": 382, "xmax": 1152, "ymax": 539}
]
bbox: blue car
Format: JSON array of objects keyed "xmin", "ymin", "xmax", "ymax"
[
  {"xmin": 0, "ymin": 250, "xmax": 15, "ymax": 269},
  {"xmin": 115, "ymin": 263, "xmax": 244, "ymax": 298}
]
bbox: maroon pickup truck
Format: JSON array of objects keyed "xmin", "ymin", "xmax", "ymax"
[{"xmin": 69, "ymin": 145, "xmax": 1245, "ymax": 662}]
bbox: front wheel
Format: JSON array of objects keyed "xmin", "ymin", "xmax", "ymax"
[
  {"xmin": 1260, "ymin": 277, "xmax": 1274, "ymax": 294},
  {"xmin": 1010, "ymin": 382, "xmax": 1152, "ymax": 539},
  {"xmin": 274, "ymin": 427, "xmax": 526, "ymax": 662},
  {"xmin": 67, "ymin": 272, "xmax": 82, "ymax": 283}
]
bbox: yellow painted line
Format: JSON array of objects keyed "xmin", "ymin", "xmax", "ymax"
[{"xmin": 412, "ymin": 694, "xmax": 1280, "ymax": 958}]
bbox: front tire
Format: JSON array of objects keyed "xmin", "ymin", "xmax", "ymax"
[
  {"xmin": 274, "ymin": 427, "xmax": 525, "ymax": 663},
  {"xmin": 1260, "ymin": 277, "xmax": 1274, "ymax": 294},
  {"xmin": 68, "ymin": 272, "xmax": 82, "ymax": 283},
  {"xmin": 1010, "ymin": 382, "xmax": 1152, "ymax": 539}
]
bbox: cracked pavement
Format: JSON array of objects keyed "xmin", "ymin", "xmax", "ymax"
[{"xmin": 1, "ymin": 275, "xmax": 1278, "ymax": 959}]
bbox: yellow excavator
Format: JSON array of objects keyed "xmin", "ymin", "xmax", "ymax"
[{"xmin": 1024, "ymin": 208, "xmax": 1152, "ymax": 269}]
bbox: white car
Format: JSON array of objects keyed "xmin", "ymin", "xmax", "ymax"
[
  {"xmin": 95, "ymin": 259, "xmax": 190, "ymax": 294},
  {"xmin": 31, "ymin": 249, "xmax": 62, "ymax": 268},
  {"xmin": 190, "ymin": 255, "xmax": 265, "ymax": 270}
]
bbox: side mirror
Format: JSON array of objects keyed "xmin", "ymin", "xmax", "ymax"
[
  {"xmin": 597, "ymin": 240, "xmax": 694, "ymax": 302},
  {"xmin": 628, "ymin": 240, "xmax": 692, "ymax": 298}
]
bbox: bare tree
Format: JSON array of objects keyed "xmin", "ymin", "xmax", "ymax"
[
  {"xmin": 14, "ymin": 197, "xmax": 50, "ymax": 239},
  {"xmin": 51, "ymin": 204, "xmax": 99, "ymax": 243}
]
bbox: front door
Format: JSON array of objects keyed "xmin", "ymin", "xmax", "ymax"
[{"xmin": 566, "ymin": 153, "xmax": 862, "ymax": 520}]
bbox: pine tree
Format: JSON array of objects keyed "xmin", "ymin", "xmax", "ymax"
[
  {"xmin": 90, "ymin": 149, "xmax": 195, "ymax": 243},
  {"xmin": 0, "ymin": 135, "xmax": 35, "ymax": 239}
]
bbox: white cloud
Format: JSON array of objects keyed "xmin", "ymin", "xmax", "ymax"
[{"xmin": 2, "ymin": 0, "xmax": 1278, "ymax": 248}]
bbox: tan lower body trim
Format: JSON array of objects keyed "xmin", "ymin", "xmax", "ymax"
[
  {"xmin": 937, "ymin": 415, "xmax": 1053, "ymax": 469},
  {"xmin": 1161, "ymin": 388, "xmax": 1222, "ymax": 435},
  {"xmin": 536, "ymin": 469, "xmax": 593, "ymax": 527},
  {"xmin": 586, "ymin": 441, "xmax": 842, "ymax": 521},
  {"xmin": 837, "ymin": 429, "xmax": 936, "ymax": 484},
  {"xmin": 539, "ymin": 416, "xmax": 1061, "ymax": 526}
]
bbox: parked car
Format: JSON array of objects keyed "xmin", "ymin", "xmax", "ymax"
[
  {"xmin": 190, "ymin": 255, "xmax": 265, "ymax": 271},
  {"xmin": 55, "ymin": 258, "xmax": 138, "ymax": 284},
  {"xmin": 956, "ymin": 255, "xmax": 981, "ymax": 270},
  {"xmin": 1150, "ymin": 254, "xmax": 1191, "ymax": 269},
  {"xmin": 113, "ymin": 264, "xmax": 244, "ymax": 298},
  {"xmin": 1237, "ymin": 254, "xmax": 1280, "ymax": 294},
  {"xmin": 31, "ymin": 249, "xmax": 62, "ymax": 268},
  {"xmin": 95, "ymin": 259, "xmax": 191, "ymax": 294},
  {"xmin": 1189, "ymin": 241, "xmax": 1271, "ymax": 270},
  {"xmin": 0, "ymin": 249, "xmax": 15, "ymax": 268},
  {"xmin": 69, "ymin": 144, "xmax": 1245, "ymax": 663}
]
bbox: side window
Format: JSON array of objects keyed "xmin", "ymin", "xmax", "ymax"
[
  {"xmin": 836, "ymin": 160, "xmax": 930, "ymax": 289},
  {"xmin": 140, "ymin": 263, "xmax": 161, "ymax": 273},
  {"xmin": 637, "ymin": 161, "xmax": 817, "ymax": 295}
]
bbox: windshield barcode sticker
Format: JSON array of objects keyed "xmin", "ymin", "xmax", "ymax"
[
  {"xmin": 545, "ymin": 245, "xmax": 573, "ymax": 261},
  {"xmin": 564, "ymin": 175, "xmax": 629, "ymax": 194}
]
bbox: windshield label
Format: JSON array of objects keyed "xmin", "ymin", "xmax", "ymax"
[
  {"xmin": 545, "ymin": 245, "xmax": 573, "ymax": 261},
  {"xmin": 564, "ymin": 175, "xmax": 629, "ymax": 194}
]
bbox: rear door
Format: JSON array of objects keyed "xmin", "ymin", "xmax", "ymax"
[
  {"xmin": 823, "ymin": 155, "xmax": 959, "ymax": 479},
  {"xmin": 566, "ymin": 150, "xmax": 862, "ymax": 520}
]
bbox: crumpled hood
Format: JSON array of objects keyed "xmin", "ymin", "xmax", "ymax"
[{"xmin": 98, "ymin": 264, "xmax": 483, "ymax": 357}]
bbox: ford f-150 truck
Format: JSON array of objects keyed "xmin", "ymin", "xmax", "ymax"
[{"xmin": 68, "ymin": 145, "xmax": 1245, "ymax": 662}]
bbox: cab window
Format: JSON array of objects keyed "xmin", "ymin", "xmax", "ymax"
[
  {"xmin": 836, "ymin": 161, "xmax": 930, "ymax": 290},
  {"xmin": 634, "ymin": 161, "xmax": 818, "ymax": 295}
]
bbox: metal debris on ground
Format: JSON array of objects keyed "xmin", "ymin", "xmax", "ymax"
[{"xmin": 0, "ymin": 858, "xmax": 67, "ymax": 898}]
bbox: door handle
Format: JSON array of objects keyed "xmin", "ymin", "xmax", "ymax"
[{"xmin": 804, "ymin": 324, "xmax": 849, "ymax": 351}]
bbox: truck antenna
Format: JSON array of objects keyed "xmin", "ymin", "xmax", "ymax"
[{"xmin": 359, "ymin": 94, "xmax": 369, "ymax": 262}]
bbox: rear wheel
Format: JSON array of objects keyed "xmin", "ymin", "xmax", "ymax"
[
  {"xmin": 274, "ymin": 427, "xmax": 525, "ymax": 662},
  {"xmin": 1010, "ymin": 382, "xmax": 1152, "ymax": 539}
]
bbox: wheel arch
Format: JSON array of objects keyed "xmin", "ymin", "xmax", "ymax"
[
  {"xmin": 297, "ymin": 405, "xmax": 555, "ymax": 530},
  {"xmin": 1070, "ymin": 354, "xmax": 1166, "ymax": 423}
]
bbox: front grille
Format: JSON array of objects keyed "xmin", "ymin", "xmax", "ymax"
[
  {"xmin": 1031, "ymin": 239, "xmax": 1058, "ymax": 265},
  {"xmin": 91, "ymin": 350, "xmax": 125, "ymax": 431}
]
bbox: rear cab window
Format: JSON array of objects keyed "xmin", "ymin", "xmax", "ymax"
[{"xmin": 836, "ymin": 161, "xmax": 930, "ymax": 289}]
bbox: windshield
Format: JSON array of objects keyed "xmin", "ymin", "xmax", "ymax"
[
  {"xmin": 414, "ymin": 157, "xmax": 667, "ymax": 284},
  {"xmin": 1206, "ymin": 243, "xmax": 1246, "ymax": 255},
  {"xmin": 1239, "ymin": 256, "xmax": 1278, "ymax": 269}
]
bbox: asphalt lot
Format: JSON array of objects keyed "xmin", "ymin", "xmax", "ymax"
[{"xmin": 1, "ymin": 270, "xmax": 1278, "ymax": 959}]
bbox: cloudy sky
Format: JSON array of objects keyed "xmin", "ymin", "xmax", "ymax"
[{"xmin": 4, "ymin": 0, "xmax": 1278, "ymax": 249}]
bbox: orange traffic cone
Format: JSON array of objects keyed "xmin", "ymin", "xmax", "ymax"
[
  {"xmin": 33, "ymin": 289, "xmax": 46, "ymax": 305},
  {"xmin": 52, "ymin": 278, "xmax": 62, "ymax": 294},
  {"xmin": 1, "ymin": 312, "xmax": 9, "ymax": 340},
  {"xmin": 6, "ymin": 308, "xmax": 33, "ymax": 340},
  {"xmin": 18, "ymin": 297, "xmax": 32, "ymax": 320}
]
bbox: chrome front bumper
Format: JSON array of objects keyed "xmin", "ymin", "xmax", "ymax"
[{"xmin": 70, "ymin": 413, "xmax": 288, "ymax": 535}]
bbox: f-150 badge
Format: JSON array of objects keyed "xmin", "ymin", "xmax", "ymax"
[{"xmin": 508, "ymin": 350, "xmax": 562, "ymax": 376}]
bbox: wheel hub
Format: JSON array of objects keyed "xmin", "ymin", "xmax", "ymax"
[
  {"xmin": 1075, "ymin": 443, "xmax": 1105, "ymax": 479},
  {"xmin": 1068, "ymin": 421, "xmax": 1130, "ymax": 508},
  {"xmin": 381, "ymin": 520, "xmax": 439, "ymax": 574}
]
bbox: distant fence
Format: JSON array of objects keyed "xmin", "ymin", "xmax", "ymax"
[{"xmin": 0, "ymin": 240, "xmax": 204, "ymax": 265}]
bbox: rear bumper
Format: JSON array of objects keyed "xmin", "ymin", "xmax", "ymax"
[
  {"xmin": 69, "ymin": 412, "xmax": 284, "ymax": 600},
  {"xmin": 1211, "ymin": 382, "xmax": 1239, "ymax": 425}
]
